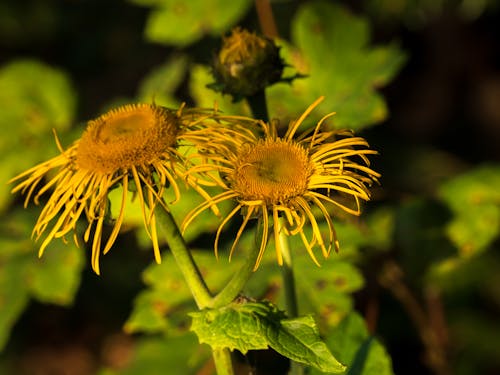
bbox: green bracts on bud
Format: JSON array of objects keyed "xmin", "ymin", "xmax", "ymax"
[{"xmin": 208, "ymin": 27, "xmax": 284, "ymax": 100}]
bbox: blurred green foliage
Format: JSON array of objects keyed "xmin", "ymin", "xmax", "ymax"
[
  {"xmin": 129, "ymin": 0, "xmax": 252, "ymax": 46},
  {"xmin": 0, "ymin": 59, "xmax": 77, "ymax": 211}
]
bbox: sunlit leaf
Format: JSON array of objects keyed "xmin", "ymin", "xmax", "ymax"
[
  {"xmin": 189, "ymin": 64, "xmax": 251, "ymax": 115},
  {"xmin": 310, "ymin": 312, "xmax": 394, "ymax": 375},
  {"xmin": 438, "ymin": 164, "xmax": 500, "ymax": 256},
  {"xmin": 0, "ymin": 59, "xmax": 76, "ymax": 137},
  {"xmin": 0, "ymin": 59, "xmax": 77, "ymax": 211},
  {"xmin": 266, "ymin": 2, "xmax": 406, "ymax": 130},
  {"xmin": 295, "ymin": 258, "xmax": 364, "ymax": 327},
  {"xmin": 137, "ymin": 55, "xmax": 188, "ymax": 107},
  {"xmin": 427, "ymin": 251, "xmax": 500, "ymax": 295},
  {"xmin": 190, "ymin": 300, "xmax": 346, "ymax": 373},
  {"xmin": 134, "ymin": 0, "xmax": 252, "ymax": 46},
  {"xmin": 125, "ymin": 252, "xmax": 239, "ymax": 334},
  {"xmin": 242, "ymin": 207, "xmax": 394, "ymax": 326},
  {"xmin": 108, "ymin": 180, "xmax": 233, "ymax": 252},
  {"xmin": 0, "ymin": 208, "xmax": 84, "ymax": 351}
]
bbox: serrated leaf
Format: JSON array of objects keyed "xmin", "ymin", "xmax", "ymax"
[
  {"xmin": 438, "ymin": 164, "xmax": 500, "ymax": 256},
  {"xmin": 271, "ymin": 315, "xmax": 346, "ymax": 373},
  {"xmin": 266, "ymin": 2, "xmax": 406, "ymax": 131},
  {"xmin": 0, "ymin": 208, "xmax": 84, "ymax": 351},
  {"xmin": 140, "ymin": 0, "xmax": 252, "ymax": 46},
  {"xmin": 311, "ymin": 312, "xmax": 394, "ymax": 375},
  {"xmin": 190, "ymin": 301, "xmax": 346, "ymax": 373}
]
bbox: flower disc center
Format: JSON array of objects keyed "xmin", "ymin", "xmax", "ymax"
[
  {"xmin": 97, "ymin": 113, "xmax": 150, "ymax": 143},
  {"xmin": 232, "ymin": 140, "xmax": 313, "ymax": 204},
  {"xmin": 77, "ymin": 104, "xmax": 179, "ymax": 173}
]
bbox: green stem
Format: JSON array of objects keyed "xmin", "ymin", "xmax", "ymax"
[
  {"xmin": 211, "ymin": 225, "xmax": 263, "ymax": 308},
  {"xmin": 213, "ymin": 348, "xmax": 234, "ymax": 375},
  {"xmin": 209, "ymin": 92, "xmax": 270, "ymax": 309},
  {"xmin": 247, "ymin": 90, "xmax": 269, "ymax": 122},
  {"xmin": 154, "ymin": 204, "xmax": 212, "ymax": 309},
  {"xmin": 278, "ymin": 218, "xmax": 299, "ymax": 318},
  {"xmin": 155, "ymin": 205, "xmax": 234, "ymax": 375},
  {"xmin": 278, "ymin": 218, "xmax": 304, "ymax": 375}
]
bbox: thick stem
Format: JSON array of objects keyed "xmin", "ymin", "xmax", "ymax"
[
  {"xmin": 278, "ymin": 218, "xmax": 303, "ymax": 375},
  {"xmin": 154, "ymin": 204, "xmax": 213, "ymax": 309},
  {"xmin": 155, "ymin": 205, "xmax": 234, "ymax": 375},
  {"xmin": 255, "ymin": 0, "xmax": 279, "ymax": 38},
  {"xmin": 213, "ymin": 348, "xmax": 234, "ymax": 375},
  {"xmin": 247, "ymin": 90, "xmax": 269, "ymax": 122},
  {"xmin": 211, "ymin": 227, "xmax": 262, "ymax": 308},
  {"xmin": 278, "ymin": 220, "xmax": 299, "ymax": 318}
]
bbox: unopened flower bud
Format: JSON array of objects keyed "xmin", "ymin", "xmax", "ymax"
[{"xmin": 209, "ymin": 27, "xmax": 284, "ymax": 100}]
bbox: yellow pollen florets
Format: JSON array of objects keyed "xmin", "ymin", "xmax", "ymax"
[
  {"xmin": 76, "ymin": 104, "xmax": 179, "ymax": 173},
  {"xmin": 231, "ymin": 139, "xmax": 313, "ymax": 204}
]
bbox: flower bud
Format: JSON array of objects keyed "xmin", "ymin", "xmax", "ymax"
[{"xmin": 209, "ymin": 27, "xmax": 284, "ymax": 100}]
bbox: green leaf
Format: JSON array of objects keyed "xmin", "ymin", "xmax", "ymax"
[
  {"xmin": 125, "ymin": 252, "xmax": 239, "ymax": 334},
  {"xmin": 0, "ymin": 59, "xmax": 77, "ymax": 211},
  {"xmin": 108, "ymin": 181, "xmax": 234, "ymax": 252},
  {"xmin": 137, "ymin": 55, "xmax": 188, "ymax": 107},
  {"xmin": 0, "ymin": 59, "xmax": 76, "ymax": 138},
  {"xmin": 189, "ymin": 64, "xmax": 251, "ymax": 115},
  {"xmin": 25, "ymin": 239, "xmax": 84, "ymax": 305},
  {"xmin": 311, "ymin": 312, "xmax": 394, "ymax": 375},
  {"xmin": 98, "ymin": 334, "xmax": 210, "ymax": 375},
  {"xmin": 0, "ymin": 208, "xmax": 84, "ymax": 351},
  {"xmin": 243, "ymin": 207, "xmax": 394, "ymax": 327},
  {"xmin": 139, "ymin": 0, "xmax": 252, "ymax": 46},
  {"xmin": 190, "ymin": 300, "xmax": 346, "ymax": 373},
  {"xmin": 0, "ymin": 257, "xmax": 30, "ymax": 351},
  {"xmin": 438, "ymin": 164, "xmax": 500, "ymax": 256},
  {"xmin": 295, "ymin": 258, "xmax": 364, "ymax": 327},
  {"xmin": 266, "ymin": 2, "xmax": 406, "ymax": 130},
  {"xmin": 394, "ymin": 198, "xmax": 456, "ymax": 282}
]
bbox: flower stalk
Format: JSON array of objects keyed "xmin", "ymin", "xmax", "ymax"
[
  {"xmin": 278, "ymin": 217, "xmax": 304, "ymax": 375},
  {"xmin": 153, "ymin": 201, "xmax": 213, "ymax": 309}
]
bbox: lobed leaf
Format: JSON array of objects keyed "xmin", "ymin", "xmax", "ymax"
[
  {"xmin": 137, "ymin": 0, "xmax": 252, "ymax": 46},
  {"xmin": 311, "ymin": 312, "xmax": 394, "ymax": 375},
  {"xmin": 266, "ymin": 1, "xmax": 407, "ymax": 131},
  {"xmin": 0, "ymin": 208, "xmax": 84, "ymax": 351},
  {"xmin": 190, "ymin": 300, "xmax": 346, "ymax": 373}
]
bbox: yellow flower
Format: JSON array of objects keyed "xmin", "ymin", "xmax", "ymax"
[
  {"xmin": 10, "ymin": 103, "xmax": 212, "ymax": 274},
  {"xmin": 182, "ymin": 97, "xmax": 380, "ymax": 269}
]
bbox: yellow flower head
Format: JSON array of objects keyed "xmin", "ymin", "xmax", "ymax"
[
  {"xmin": 182, "ymin": 97, "xmax": 380, "ymax": 269},
  {"xmin": 10, "ymin": 103, "xmax": 209, "ymax": 274}
]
